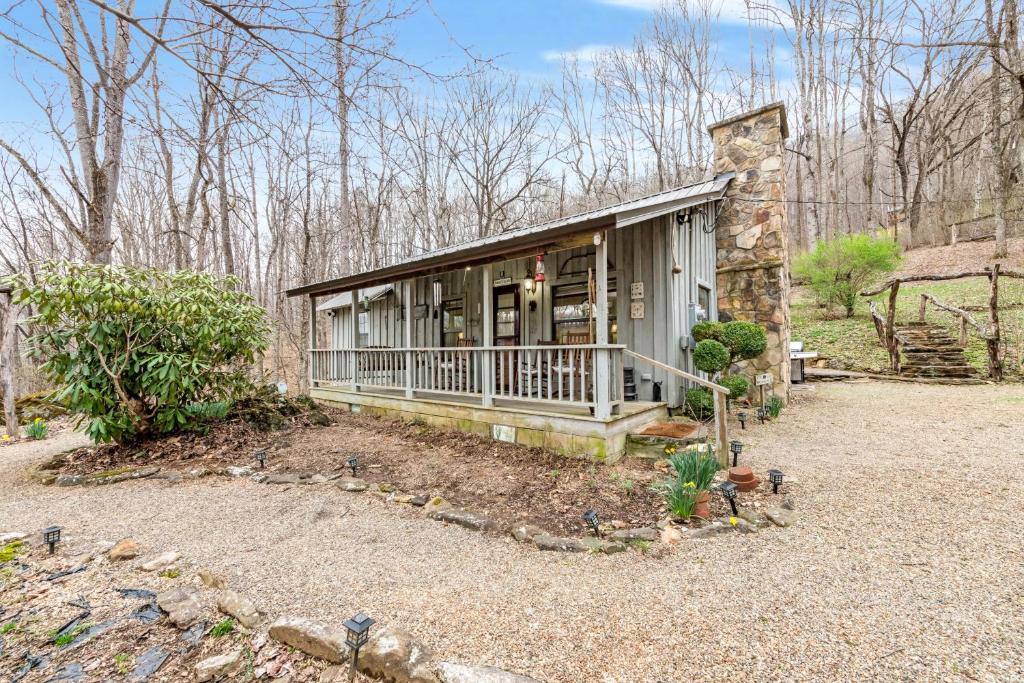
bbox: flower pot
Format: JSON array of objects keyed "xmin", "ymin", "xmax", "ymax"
[{"xmin": 692, "ymin": 491, "xmax": 711, "ymax": 519}]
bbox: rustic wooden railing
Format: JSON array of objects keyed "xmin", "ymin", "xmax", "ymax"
[
  {"xmin": 622, "ymin": 349, "xmax": 731, "ymax": 468},
  {"xmin": 311, "ymin": 344, "xmax": 626, "ymax": 413},
  {"xmin": 862, "ymin": 264, "xmax": 1024, "ymax": 380}
]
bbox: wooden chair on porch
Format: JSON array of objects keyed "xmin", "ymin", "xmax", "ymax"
[
  {"xmin": 455, "ymin": 337, "xmax": 476, "ymax": 391},
  {"xmin": 556, "ymin": 333, "xmax": 593, "ymax": 403}
]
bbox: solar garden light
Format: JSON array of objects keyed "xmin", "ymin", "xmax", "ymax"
[
  {"xmin": 767, "ymin": 469, "xmax": 784, "ymax": 494},
  {"xmin": 254, "ymin": 449, "xmax": 267, "ymax": 469},
  {"xmin": 347, "ymin": 456, "xmax": 358, "ymax": 477},
  {"xmin": 718, "ymin": 482, "xmax": 739, "ymax": 516},
  {"xmin": 343, "ymin": 612, "xmax": 375, "ymax": 681},
  {"xmin": 42, "ymin": 526, "xmax": 62, "ymax": 555},
  {"xmin": 729, "ymin": 440, "xmax": 744, "ymax": 467},
  {"xmin": 737, "ymin": 411, "xmax": 748, "ymax": 430},
  {"xmin": 756, "ymin": 407, "xmax": 768, "ymax": 425},
  {"xmin": 583, "ymin": 509, "xmax": 601, "ymax": 537}
]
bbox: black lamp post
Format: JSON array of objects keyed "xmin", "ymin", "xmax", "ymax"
[
  {"xmin": 254, "ymin": 449, "xmax": 267, "ymax": 469},
  {"xmin": 767, "ymin": 469, "xmax": 784, "ymax": 494},
  {"xmin": 343, "ymin": 612, "xmax": 375, "ymax": 681},
  {"xmin": 583, "ymin": 509, "xmax": 601, "ymax": 537},
  {"xmin": 737, "ymin": 411, "xmax": 747, "ymax": 430},
  {"xmin": 718, "ymin": 482, "xmax": 738, "ymax": 516},
  {"xmin": 42, "ymin": 526, "xmax": 62, "ymax": 555},
  {"xmin": 347, "ymin": 456, "xmax": 358, "ymax": 477},
  {"xmin": 729, "ymin": 440, "xmax": 743, "ymax": 467}
]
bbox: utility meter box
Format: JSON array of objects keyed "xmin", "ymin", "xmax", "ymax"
[{"xmin": 682, "ymin": 302, "xmax": 708, "ymax": 349}]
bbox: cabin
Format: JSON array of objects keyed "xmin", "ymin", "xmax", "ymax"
[{"xmin": 286, "ymin": 103, "xmax": 792, "ymax": 462}]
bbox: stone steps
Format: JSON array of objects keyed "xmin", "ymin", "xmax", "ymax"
[
  {"xmin": 895, "ymin": 324, "xmax": 979, "ymax": 380},
  {"xmin": 626, "ymin": 419, "xmax": 706, "ymax": 460}
]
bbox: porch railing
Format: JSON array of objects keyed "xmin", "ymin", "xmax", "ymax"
[{"xmin": 310, "ymin": 345, "xmax": 626, "ymax": 411}]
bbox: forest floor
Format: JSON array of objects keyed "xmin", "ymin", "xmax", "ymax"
[
  {"xmin": 3, "ymin": 381, "xmax": 1023, "ymax": 682},
  {"xmin": 792, "ymin": 238, "xmax": 1024, "ymax": 376}
]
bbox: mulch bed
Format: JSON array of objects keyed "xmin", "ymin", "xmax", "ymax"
[{"xmin": 47, "ymin": 409, "xmax": 675, "ymax": 535}]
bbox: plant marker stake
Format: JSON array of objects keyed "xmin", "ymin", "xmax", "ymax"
[
  {"xmin": 719, "ymin": 482, "xmax": 739, "ymax": 516},
  {"xmin": 343, "ymin": 612, "xmax": 375, "ymax": 682},
  {"xmin": 42, "ymin": 526, "xmax": 62, "ymax": 555}
]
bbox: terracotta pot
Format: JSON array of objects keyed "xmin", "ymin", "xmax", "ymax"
[{"xmin": 692, "ymin": 490, "xmax": 711, "ymax": 519}]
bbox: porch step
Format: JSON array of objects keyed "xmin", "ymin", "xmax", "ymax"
[{"xmin": 626, "ymin": 419, "xmax": 706, "ymax": 460}]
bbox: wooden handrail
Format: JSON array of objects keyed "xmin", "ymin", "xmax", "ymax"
[
  {"xmin": 860, "ymin": 267, "xmax": 1024, "ymax": 297},
  {"xmin": 623, "ymin": 348, "xmax": 730, "ymax": 467},
  {"xmin": 312, "ymin": 344, "xmax": 627, "ymax": 352},
  {"xmin": 918, "ymin": 293, "xmax": 994, "ymax": 339},
  {"xmin": 622, "ymin": 349, "xmax": 730, "ymax": 394}
]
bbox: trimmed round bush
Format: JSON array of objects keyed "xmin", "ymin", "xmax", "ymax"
[
  {"xmin": 691, "ymin": 321, "xmax": 721, "ymax": 343},
  {"xmin": 684, "ymin": 387, "xmax": 714, "ymax": 421},
  {"xmin": 718, "ymin": 374, "xmax": 749, "ymax": 402},
  {"xmin": 720, "ymin": 321, "xmax": 768, "ymax": 361},
  {"xmin": 693, "ymin": 339, "xmax": 730, "ymax": 374}
]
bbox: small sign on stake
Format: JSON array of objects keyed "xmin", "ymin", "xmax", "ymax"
[{"xmin": 755, "ymin": 372, "xmax": 773, "ymax": 387}]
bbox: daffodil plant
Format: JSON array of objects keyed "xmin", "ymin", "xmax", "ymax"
[{"xmin": 653, "ymin": 448, "xmax": 720, "ymax": 520}]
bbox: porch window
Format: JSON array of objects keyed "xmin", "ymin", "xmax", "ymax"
[
  {"xmin": 358, "ymin": 311, "xmax": 369, "ymax": 347},
  {"xmin": 697, "ymin": 284, "xmax": 711, "ymax": 320},
  {"xmin": 552, "ymin": 281, "xmax": 617, "ymax": 343},
  {"xmin": 442, "ymin": 299, "xmax": 465, "ymax": 347}
]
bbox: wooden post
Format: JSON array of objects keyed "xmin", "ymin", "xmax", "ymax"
[
  {"xmin": 482, "ymin": 264, "xmax": 493, "ymax": 407},
  {"xmin": 308, "ymin": 295, "xmax": 317, "ymax": 390},
  {"xmin": 988, "ymin": 264, "xmax": 1002, "ymax": 380},
  {"xmin": 1, "ymin": 288, "xmax": 17, "ymax": 441},
  {"xmin": 918, "ymin": 294, "xmax": 927, "ymax": 323},
  {"xmin": 350, "ymin": 288, "xmax": 360, "ymax": 391},
  {"xmin": 959, "ymin": 317, "xmax": 968, "ymax": 347},
  {"xmin": 594, "ymin": 232, "xmax": 611, "ymax": 419},
  {"xmin": 885, "ymin": 281, "xmax": 900, "ymax": 372},
  {"xmin": 404, "ymin": 280, "xmax": 414, "ymax": 399},
  {"xmin": 714, "ymin": 390, "xmax": 728, "ymax": 468}
]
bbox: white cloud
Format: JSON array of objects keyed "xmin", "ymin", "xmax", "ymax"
[
  {"xmin": 596, "ymin": 0, "xmax": 763, "ymax": 24},
  {"xmin": 541, "ymin": 43, "xmax": 617, "ymax": 64}
]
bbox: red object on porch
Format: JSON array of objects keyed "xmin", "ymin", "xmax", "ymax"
[
  {"xmin": 534, "ymin": 254, "xmax": 545, "ymax": 283},
  {"xmin": 727, "ymin": 466, "xmax": 760, "ymax": 492}
]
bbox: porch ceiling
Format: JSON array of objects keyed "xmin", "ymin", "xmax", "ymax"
[{"xmin": 286, "ymin": 174, "xmax": 732, "ymax": 299}]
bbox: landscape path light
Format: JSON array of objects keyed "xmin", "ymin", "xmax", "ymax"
[
  {"xmin": 347, "ymin": 456, "xmax": 358, "ymax": 477},
  {"xmin": 757, "ymin": 407, "xmax": 768, "ymax": 425},
  {"xmin": 583, "ymin": 509, "xmax": 601, "ymax": 537},
  {"xmin": 737, "ymin": 411, "xmax": 747, "ymax": 430},
  {"xmin": 42, "ymin": 526, "xmax": 62, "ymax": 554},
  {"xmin": 767, "ymin": 469, "xmax": 784, "ymax": 494},
  {"xmin": 254, "ymin": 449, "xmax": 267, "ymax": 469},
  {"xmin": 729, "ymin": 440, "xmax": 744, "ymax": 467},
  {"xmin": 343, "ymin": 612, "xmax": 375, "ymax": 681},
  {"xmin": 718, "ymin": 482, "xmax": 739, "ymax": 516}
]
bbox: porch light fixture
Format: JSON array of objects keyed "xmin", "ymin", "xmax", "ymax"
[
  {"xmin": 254, "ymin": 449, "xmax": 267, "ymax": 469},
  {"xmin": 523, "ymin": 270, "xmax": 535, "ymax": 293},
  {"xmin": 42, "ymin": 526, "xmax": 62, "ymax": 554},
  {"xmin": 729, "ymin": 440, "xmax": 743, "ymax": 467},
  {"xmin": 737, "ymin": 411, "xmax": 747, "ymax": 430},
  {"xmin": 432, "ymin": 280, "xmax": 443, "ymax": 308},
  {"xmin": 583, "ymin": 509, "xmax": 601, "ymax": 537},
  {"xmin": 767, "ymin": 469, "xmax": 784, "ymax": 494},
  {"xmin": 343, "ymin": 612, "xmax": 376, "ymax": 680},
  {"xmin": 718, "ymin": 482, "xmax": 739, "ymax": 516},
  {"xmin": 347, "ymin": 456, "xmax": 358, "ymax": 477}
]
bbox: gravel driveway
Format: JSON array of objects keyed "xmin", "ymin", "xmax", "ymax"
[{"xmin": 2, "ymin": 381, "xmax": 1023, "ymax": 682}]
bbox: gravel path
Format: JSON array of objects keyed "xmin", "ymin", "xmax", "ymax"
[{"xmin": 2, "ymin": 382, "xmax": 1023, "ymax": 682}]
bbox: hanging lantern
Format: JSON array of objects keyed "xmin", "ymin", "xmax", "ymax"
[
  {"xmin": 523, "ymin": 270, "xmax": 535, "ymax": 293},
  {"xmin": 534, "ymin": 254, "xmax": 545, "ymax": 284}
]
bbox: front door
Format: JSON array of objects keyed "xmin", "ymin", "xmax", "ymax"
[{"xmin": 493, "ymin": 285, "xmax": 520, "ymax": 392}]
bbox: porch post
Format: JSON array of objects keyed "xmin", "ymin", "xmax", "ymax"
[
  {"xmin": 350, "ymin": 288, "xmax": 359, "ymax": 391},
  {"xmin": 404, "ymin": 279, "xmax": 414, "ymax": 399},
  {"xmin": 594, "ymin": 232, "xmax": 611, "ymax": 419},
  {"xmin": 308, "ymin": 295, "xmax": 318, "ymax": 389},
  {"xmin": 482, "ymin": 264, "xmax": 494, "ymax": 407}
]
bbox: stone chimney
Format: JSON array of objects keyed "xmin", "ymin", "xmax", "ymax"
[{"xmin": 709, "ymin": 102, "xmax": 791, "ymax": 397}]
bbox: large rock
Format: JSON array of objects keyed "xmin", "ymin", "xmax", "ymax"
[
  {"xmin": 198, "ymin": 568, "xmax": 226, "ymax": 589},
  {"xmin": 268, "ymin": 616, "xmax": 347, "ymax": 663},
  {"xmin": 607, "ymin": 527, "xmax": 659, "ymax": 542},
  {"xmin": 437, "ymin": 662, "xmax": 541, "ymax": 683},
  {"xmin": 156, "ymin": 588, "xmax": 204, "ymax": 628},
  {"xmin": 195, "ymin": 649, "xmax": 242, "ymax": 682},
  {"xmin": 510, "ymin": 524, "xmax": 544, "ymax": 543},
  {"xmin": 225, "ymin": 466, "xmax": 254, "ymax": 478},
  {"xmin": 765, "ymin": 507, "xmax": 797, "ymax": 527},
  {"xmin": 335, "ymin": 477, "xmax": 368, "ymax": 492},
  {"xmin": 426, "ymin": 508, "xmax": 500, "ymax": 533},
  {"xmin": 108, "ymin": 538, "xmax": 140, "ymax": 561},
  {"xmin": 217, "ymin": 590, "xmax": 262, "ymax": 629},
  {"xmin": 532, "ymin": 534, "xmax": 588, "ymax": 552},
  {"xmin": 358, "ymin": 625, "xmax": 435, "ymax": 683},
  {"xmin": 139, "ymin": 552, "xmax": 180, "ymax": 572},
  {"xmin": 55, "ymin": 474, "xmax": 86, "ymax": 487},
  {"xmin": 92, "ymin": 466, "xmax": 160, "ymax": 485}
]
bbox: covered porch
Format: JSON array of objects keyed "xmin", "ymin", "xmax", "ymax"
[{"xmin": 288, "ymin": 178, "xmax": 733, "ymax": 461}]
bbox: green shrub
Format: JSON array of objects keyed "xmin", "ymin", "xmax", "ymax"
[
  {"xmin": 718, "ymin": 375, "xmax": 749, "ymax": 403},
  {"xmin": 653, "ymin": 449, "xmax": 720, "ymax": 519},
  {"xmin": 691, "ymin": 321, "xmax": 721, "ymax": 343},
  {"xmin": 794, "ymin": 233, "xmax": 901, "ymax": 317},
  {"xmin": 693, "ymin": 339, "xmax": 730, "ymax": 375},
  {"xmin": 720, "ymin": 321, "xmax": 767, "ymax": 361},
  {"xmin": 7, "ymin": 262, "xmax": 271, "ymax": 444},
  {"xmin": 767, "ymin": 395, "xmax": 784, "ymax": 418},
  {"xmin": 684, "ymin": 387, "xmax": 714, "ymax": 420},
  {"xmin": 24, "ymin": 418, "xmax": 48, "ymax": 440}
]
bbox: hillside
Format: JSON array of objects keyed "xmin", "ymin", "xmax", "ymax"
[{"xmin": 792, "ymin": 240, "xmax": 1024, "ymax": 378}]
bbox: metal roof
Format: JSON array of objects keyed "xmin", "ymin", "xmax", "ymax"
[
  {"xmin": 287, "ymin": 174, "xmax": 732, "ymax": 299},
  {"xmin": 317, "ymin": 284, "xmax": 393, "ymax": 311}
]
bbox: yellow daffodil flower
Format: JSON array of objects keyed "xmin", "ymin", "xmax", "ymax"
[{"xmin": 729, "ymin": 516, "xmax": 738, "ymax": 527}]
